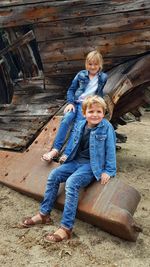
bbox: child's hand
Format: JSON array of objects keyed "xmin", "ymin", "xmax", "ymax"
[
  {"xmin": 100, "ymin": 173, "xmax": 110, "ymax": 185},
  {"xmin": 64, "ymin": 104, "xmax": 75, "ymax": 113}
]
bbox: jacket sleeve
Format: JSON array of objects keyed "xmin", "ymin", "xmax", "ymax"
[
  {"xmin": 66, "ymin": 72, "xmax": 80, "ymax": 104},
  {"xmin": 103, "ymin": 123, "xmax": 116, "ymax": 176},
  {"xmin": 98, "ymin": 72, "xmax": 108, "ymax": 97}
]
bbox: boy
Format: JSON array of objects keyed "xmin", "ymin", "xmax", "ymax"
[
  {"xmin": 22, "ymin": 95, "xmax": 116, "ymax": 242},
  {"xmin": 42, "ymin": 50, "xmax": 108, "ymax": 163}
]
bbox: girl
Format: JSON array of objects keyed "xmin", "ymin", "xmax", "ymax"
[{"xmin": 42, "ymin": 50, "xmax": 108, "ymax": 163}]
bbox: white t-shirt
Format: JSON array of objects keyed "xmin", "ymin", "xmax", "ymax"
[{"xmin": 77, "ymin": 74, "xmax": 98, "ymax": 102}]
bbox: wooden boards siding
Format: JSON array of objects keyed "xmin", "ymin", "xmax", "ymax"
[
  {"xmin": 34, "ymin": 1, "xmax": 150, "ymax": 86},
  {"xmin": 1, "ymin": 1, "xmax": 150, "ymax": 27},
  {"xmin": 0, "ymin": 0, "xmax": 150, "ymax": 150},
  {"xmin": 0, "ymin": 1, "xmax": 150, "ymax": 84}
]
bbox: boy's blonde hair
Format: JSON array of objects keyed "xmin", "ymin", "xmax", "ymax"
[
  {"xmin": 82, "ymin": 95, "xmax": 107, "ymax": 115},
  {"xmin": 85, "ymin": 50, "xmax": 103, "ymax": 70}
]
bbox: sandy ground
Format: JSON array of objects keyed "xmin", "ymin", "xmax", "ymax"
[{"xmin": 0, "ymin": 112, "xmax": 150, "ymax": 267}]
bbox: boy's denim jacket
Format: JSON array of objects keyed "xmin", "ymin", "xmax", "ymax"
[
  {"xmin": 65, "ymin": 118, "xmax": 116, "ymax": 180},
  {"xmin": 67, "ymin": 70, "xmax": 108, "ymax": 104}
]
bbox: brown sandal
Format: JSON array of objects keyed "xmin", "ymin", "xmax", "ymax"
[
  {"xmin": 44, "ymin": 226, "xmax": 72, "ymax": 243},
  {"xmin": 21, "ymin": 213, "xmax": 51, "ymax": 228}
]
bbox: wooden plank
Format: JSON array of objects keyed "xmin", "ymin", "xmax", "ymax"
[
  {"xmin": 0, "ymin": 116, "xmax": 49, "ymax": 150},
  {"xmin": 39, "ymin": 30, "xmax": 150, "ymax": 62},
  {"xmin": 37, "ymin": 28, "xmax": 149, "ymax": 76},
  {"xmin": 35, "ymin": 9, "xmax": 150, "ymax": 41},
  {"xmin": 0, "ymin": 102, "xmax": 64, "ymax": 116},
  {"xmin": 112, "ymin": 84, "xmax": 150, "ymax": 121},
  {"xmin": 0, "ymin": 30, "xmax": 35, "ymax": 57},
  {"xmin": 0, "ymin": 100, "xmax": 63, "ymax": 150},
  {"xmin": 11, "ymin": 79, "xmax": 66, "ymax": 104},
  {"xmin": 13, "ymin": 92, "xmax": 66, "ymax": 103},
  {"xmin": 0, "ymin": 0, "xmax": 150, "ymax": 28},
  {"xmin": 0, "ymin": 76, "xmax": 65, "ymax": 150},
  {"xmin": 103, "ymin": 54, "xmax": 150, "ymax": 120},
  {"xmin": 0, "ymin": 0, "xmax": 51, "ymax": 7},
  {"xmin": 42, "ymin": 56, "xmax": 140, "ymax": 77}
]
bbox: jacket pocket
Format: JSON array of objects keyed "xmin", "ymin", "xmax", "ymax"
[{"xmin": 95, "ymin": 134, "xmax": 107, "ymax": 141}]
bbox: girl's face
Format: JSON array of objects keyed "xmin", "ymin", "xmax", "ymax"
[{"xmin": 86, "ymin": 60, "xmax": 100, "ymax": 76}]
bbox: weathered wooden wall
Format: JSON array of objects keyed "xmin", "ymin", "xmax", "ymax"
[
  {"xmin": 0, "ymin": 0, "xmax": 150, "ymax": 90},
  {"xmin": 0, "ymin": 1, "xmax": 150, "ymax": 150}
]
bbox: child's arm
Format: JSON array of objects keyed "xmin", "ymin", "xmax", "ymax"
[
  {"xmin": 66, "ymin": 72, "xmax": 80, "ymax": 104},
  {"xmin": 98, "ymin": 72, "xmax": 108, "ymax": 97},
  {"xmin": 62, "ymin": 73, "xmax": 80, "ymax": 114},
  {"xmin": 101, "ymin": 123, "xmax": 116, "ymax": 178}
]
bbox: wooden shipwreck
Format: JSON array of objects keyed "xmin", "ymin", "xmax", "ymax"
[{"xmin": 0, "ymin": 0, "xmax": 150, "ymax": 241}]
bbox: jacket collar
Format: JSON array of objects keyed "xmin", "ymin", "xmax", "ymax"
[
  {"xmin": 81, "ymin": 118, "xmax": 105, "ymax": 129},
  {"xmin": 97, "ymin": 119, "xmax": 105, "ymax": 128},
  {"xmin": 85, "ymin": 70, "xmax": 102, "ymax": 78}
]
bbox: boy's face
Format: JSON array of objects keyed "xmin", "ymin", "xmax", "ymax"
[
  {"xmin": 86, "ymin": 60, "xmax": 100, "ymax": 76},
  {"xmin": 84, "ymin": 103, "xmax": 104, "ymax": 128}
]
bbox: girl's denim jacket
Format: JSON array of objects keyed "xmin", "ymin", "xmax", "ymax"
[
  {"xmin": 67, "ymin": 70, "xmax": 108, "ymax": 104},
  {"xmin": 65, "ymin": 118, "xmax": 116, "ymax": 180}
]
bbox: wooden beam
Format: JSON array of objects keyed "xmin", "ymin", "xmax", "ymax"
[
  {"xmin": 103, "ymin": 54, "xmax": 150, "ymax": 119},
  {"xmin": 0, "ymin": 30, "xmax": 35, "ymax": 57}
]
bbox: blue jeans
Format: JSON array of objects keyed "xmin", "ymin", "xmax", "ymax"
[
  {"xmin": 40, "ymin": 160, "xmax": 95, "ymax": 230},
  {"xmin": 53, "ymin": 103, "xmax": 84, "ymax": 152}
]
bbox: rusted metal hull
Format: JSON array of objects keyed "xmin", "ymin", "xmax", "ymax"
[{"xmin": 0, "ymin": 116, "xmax": 141, "ymax": 241}]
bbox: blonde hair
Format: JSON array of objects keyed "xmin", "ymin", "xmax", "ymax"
[
  {"xmin": 82, "ymin": 95, "xmax": 107, "ymax": 115},
  {"xmin": 85, "ymin": 50, "xmax": 103, "ymax": 71}
]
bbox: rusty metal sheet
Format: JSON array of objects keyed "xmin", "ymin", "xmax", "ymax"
[
  {"xmin": 0, "ymin": 116, "xmax": 61, "ymax": 197},
  {"xmin": 0, "ymin": 116, "xmax": 141, "ymax": 241},
  {"xmin": 57, "ymin": 179, "xmax": 141, "ymax": 241}
]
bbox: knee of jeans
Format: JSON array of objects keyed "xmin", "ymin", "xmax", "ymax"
[
  {"xmin": 65, "ymin": 179, "xmax": 79, "ymax": 192},
  {"xmin": 61, "ymin": 112, "xmax": 75, "ymax": 125},
  {"xmin": 47, "ymin": 169, "xmax": 59, "ymax": 183}
]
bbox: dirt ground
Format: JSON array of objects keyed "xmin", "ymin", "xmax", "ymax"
[{"xmin": 0, "ymin": 112, "xmax": 150, "ymax": 267}]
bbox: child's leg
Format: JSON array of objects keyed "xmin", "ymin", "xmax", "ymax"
[
  {"xmin": 42, "ymin": 109, "xmax": 77, "ymax": 162},
  {"xmin": 40, "ymin": 161, "xmax": 79, "ymax": 215},
  {"xmin": 60, "ymin": 163, "xmax": 94, "ymax": 230},
  {"xmin": 60, "ymin": 103, "xmax": 85, "ymax": 160},
  {"xmin": 44, "ymin": 162, "xmax": 94, "ymax": 242},
  {"xmin": 52, "ymin": 109, "xmax": 77, "ymax": 151},
  {"xmin": 21, "ymin": 161, "xmax": 79, "ymax": 227}
]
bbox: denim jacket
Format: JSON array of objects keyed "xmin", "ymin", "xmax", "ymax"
[
  {"xmin": 67, "ymin": 70, "xmax": 108, "ymax": 104},
  {"xmin": 65, "ymin": 118, "xmax": 116, "ymax": 180}
]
